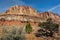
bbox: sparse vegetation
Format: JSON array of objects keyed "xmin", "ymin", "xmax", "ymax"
[
  {"xmin": 0, "ymin": 26, "xmax": 26, "ymax": 40},
  {"xmin": 35, "ymin": 18, "xmax": 59, "ymax": 37}
]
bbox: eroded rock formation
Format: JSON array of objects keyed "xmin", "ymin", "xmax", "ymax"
[{"xmin": 0, "ymin": 5, "xmax": 60, "ymax": 40}]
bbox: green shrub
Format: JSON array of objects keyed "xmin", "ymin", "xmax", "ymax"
[
  {"xmin": 35, "ymin": 18, "xmax": 59, "ymax": 37},
  {"xmin": 25, "ymin": 22, "xmax": 32, "ymax": 34}
]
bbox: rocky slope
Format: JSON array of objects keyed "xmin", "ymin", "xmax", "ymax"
[
  {"xmin": 39, "ymin": 12, "xmax": 60, "ymax": 24},
  {"xmin": 0, "ymin": 5, "xmax": 60, "ymax": 26},
  {"xmin": 2, "ymin": 5, "xmax": 39, "ymax": 17},
  {"xmin": 1, "ymin": 6, "xmax": 60, "ymax": 22}
]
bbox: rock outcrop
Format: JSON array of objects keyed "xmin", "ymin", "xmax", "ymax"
[
  {"xmin": 39, "ymin": 12, "xmax": 60, "ymax": 23},
  {"xmin": 2, "ymin": 5, "xmax": 39, "ymax": 17},
  {"xmin": 1, "ymin": 5, "xmax": 60, "ymax": 23},
  {"xmin": 0, "ymin": 5, "xmax": 60, "ymax": 40}
]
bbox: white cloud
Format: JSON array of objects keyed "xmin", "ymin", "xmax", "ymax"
[{"xmin": 48, "ymin": 4, "xmax": 60, "ymax": 11}]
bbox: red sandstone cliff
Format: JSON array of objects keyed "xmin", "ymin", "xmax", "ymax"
[
  {"xmin": 0, "ymin": 5, "xmax": 60, "ymax": 26},
  {"xmin": 0, "ymin": 5, "xmax": 60, "ymax": 40},
  {"xmin": 39, "ymin": 12, "xmax": 60, "ymax": 23},
  {"xmin": 2, "ymin": 5, "xmax": 39, "ymax": 17}
]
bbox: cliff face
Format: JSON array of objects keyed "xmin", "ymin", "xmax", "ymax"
[
  {"xmin": 2, "ymin": 5, "xmax": 39, "ymax": 17},
  {"xmin": 0, "ymin": 5, "xmax": 60, "ymax": 26},
  {"xmin": 39, "ymin": 12, "xmax": 60, "ymax": 23},
  {"xmin": 1, "ymin": 6, "xmax": 60, "ymax": 21},
  {"xmin": 0, "ymin": 6, "xmax": 41, "ymax": 27}
]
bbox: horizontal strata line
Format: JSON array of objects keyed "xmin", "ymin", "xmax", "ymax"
[
  {"xmin": 0, "ymin": 14, "xmax": 40, "ymax": 18},
  {"xmin": 0, "ymin": 20, "xmax": 39, "ymax": 23}
]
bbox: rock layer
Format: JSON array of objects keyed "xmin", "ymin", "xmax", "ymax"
[{"xmin": 0, "ymin": 5, "xmax": 60, "ymax": 40}]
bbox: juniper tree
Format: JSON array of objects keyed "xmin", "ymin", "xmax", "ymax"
[
  {"xmin": 35, "ymin": 18, "xmax": 59, "ymax": 37},
  {"xmin": 25, "ymin": 22, "xmax": 32, "ymax": 34}
]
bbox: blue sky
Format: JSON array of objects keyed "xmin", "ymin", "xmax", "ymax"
[{"xmin": 0, "ymin": 0, "xmax": 60, "ymax": 14}]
